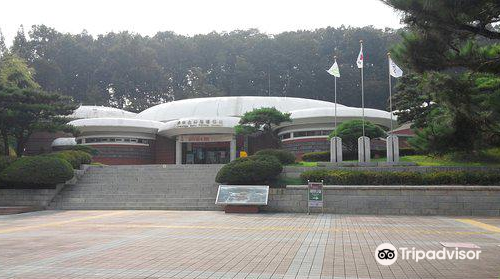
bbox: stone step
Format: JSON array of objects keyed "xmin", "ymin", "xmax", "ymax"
[{"xmin": 49, "ymin": 164, "xmax": 223, "ymax": 211}]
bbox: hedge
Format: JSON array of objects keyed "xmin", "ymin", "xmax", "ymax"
[
  {"xmin": 216, "ymin": 155, "xmax": 283, "ymax": 184},
  {"xmin": 0, "ymin": 156, "xmax": 17, "ymax": 173},
  {"xmin": 62, "ymin": 145, "xmax": 99, "ymax": 155},
  {"xmin": 45, "ymin": 150, "xmax": 92, "ymax": 169},
  {"xmin": 302, "ymin": 151, "xmax": 330, "ymax": 162},
  {"xmin": 300, "ymin": 169, "xmax": 500, "ymax": 185},
  {"xmin": 255, "ymin": 149, "xmax": 296, "ymax": 164},
  {"xmin": 0, "ymin": 156, "xmax": 74, "ymax": 188}
]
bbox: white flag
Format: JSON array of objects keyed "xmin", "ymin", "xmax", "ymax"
[
  {"xmin": 327, "ymin": 61, "xmax": 340, "ymax": 77},
  {"xmin": 356, "ymin": 45, "xmax": 363, "ymax": 68},
  {"xmin": 389, "ymin": 57, "xmax": 403, "ymax": 78}
]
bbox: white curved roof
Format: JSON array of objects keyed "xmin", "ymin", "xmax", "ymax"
[
  {"xmin": 137, "ymin": 96, "xmax": 347, "ymax": 122},
  {"xmin": 51, "ymin": 137, "xmax": 77, "ymax": 147},
  {"xmin": 69, "ymin": 118, "xmax": 164, "ymax": 134},
  {"xmin": 288, "ymin": 107, "xmax": 397, "ymax": 128},
  {"xmin": 290, "ymin": 107, "xmax": 395, "ymax": 120},
  {"xmin": 70, "ymin": 106, "xmax": 137, "ymax": 119}
]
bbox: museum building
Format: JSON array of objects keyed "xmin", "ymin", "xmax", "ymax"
[{"xmin": 47, "ymin": 96, "xmax": 397, "ymax": 165}]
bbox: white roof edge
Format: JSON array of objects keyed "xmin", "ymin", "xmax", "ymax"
[{"xmin": 69, "ymin": 118, "xmax": 165, "ymax": 130}]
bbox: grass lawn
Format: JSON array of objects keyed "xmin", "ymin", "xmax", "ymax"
[{"xmin": 289, "ymin": 148, "xmax": 500, "ymax": 167}]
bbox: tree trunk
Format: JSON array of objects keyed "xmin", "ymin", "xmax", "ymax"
[
  {"xmin": 1, "ymin": 130, "xmax": 9, "ymax": 156},
  {"xmin": 15, "ymin": 134, "xmax": 25, "ymax": 157}
]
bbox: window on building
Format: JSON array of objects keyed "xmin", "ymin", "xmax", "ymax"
[
  {"xmin": 292, "ymin": 130, "xmax": 332, "ymax": 138},
  {"xmin": 279, "ymin": 133, "xmax": 291, "ymax": 140},
  {"xmin": 82, "ymin": 137, "xmax": 149, "ymax": 145}
]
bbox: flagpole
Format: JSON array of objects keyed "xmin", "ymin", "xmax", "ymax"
[
  {"xmin": 360, "ymin": 40, "xmax": 366, "ymax": 161},
  {"xmin": 387, "ymin": 53, "xmax": 394, "ymax": 134},
  {"xmin": 387, "ymin": 52, "xmax": 395, "ymax": 162},
  {"xmin": 334, "ymin": 56, "xmax": 338, "ymax": 137}
]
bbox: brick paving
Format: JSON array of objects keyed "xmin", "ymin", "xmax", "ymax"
[{"xmin": 0, "ymin": 210, "xmax": 499, "ymax": 279}]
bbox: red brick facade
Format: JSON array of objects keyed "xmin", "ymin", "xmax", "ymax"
[
  {"xmin": 24, "ymin": 131, "xmax": 72, "ymax": 155},
  {"xmin": 91, "ymin": 144, "xmax": 155, "ymax": 165},
  {"xmin": 154, "ymin": 136, "xmax": 176, "ymax": 164}
]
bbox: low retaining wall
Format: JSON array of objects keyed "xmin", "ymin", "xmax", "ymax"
[
  {"xmin": 0, "ymin": 167, "xmax": 88, "ymax": 208},
  {"xmin": 264, "ymin": 185, "xmax": 500, "ymax": 216}
]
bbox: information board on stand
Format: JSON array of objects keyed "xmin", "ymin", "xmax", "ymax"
[{"xmin": 307, "ymin": 181, "xmax": 324, "ymax": 214}]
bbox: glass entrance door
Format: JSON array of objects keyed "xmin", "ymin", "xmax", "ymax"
[{"xmin": 182, "ymin": 142, "xmax": 230, "ymax": 164}]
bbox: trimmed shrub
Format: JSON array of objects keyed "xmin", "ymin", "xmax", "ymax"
[
  {"xmin": 46, "ymin": 150, "xmax": 92, "ymax": 169},
  {"xmin": 0, "ymin": 156, "xmax": 17, "ymax": 173},
  {"xmin": 302, "ymin": 151, "xmax": 330, "ymax": 162},
  {"xmin": 216, "ymin": 155, "xmax": 283, "ymax": 185},
  {"xmin": 300, "ymin": 170, "xmax": 500, "ymax": 185},
  {"xmin": 0, "ymin": 156, "xmax": 74, "ymax": 188},
  {"xmin": 255, "ymin": 149, "xmax": 296, "ymax": 164}
]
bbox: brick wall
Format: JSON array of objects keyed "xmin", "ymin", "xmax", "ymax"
[
  {"xmin": 24, "ymin": 131, "xmax": 72, "ymax": 155},
  {"xmin": 281, "ymin": 138, "xmax": 329, "ymax": 159},
  {"xmin": 154, "ymin": 136, "xmax": 176, "ymax": 164},
  {"xmin": 91, "ymin": 144, "xmax": 155, "ymax": 165},
  {"xmin": 248, "ymin": 133, "xmax": 279, "ymax": 155}
]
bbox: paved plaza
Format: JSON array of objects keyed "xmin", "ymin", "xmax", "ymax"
[{"xmin": 0, "ymin": 211, "xmax": 499, "ymax": 279}]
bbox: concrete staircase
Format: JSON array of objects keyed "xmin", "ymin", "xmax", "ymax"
[{"xmin": 48, "ymin": 165, "xmax": 224, "ymax": 210}]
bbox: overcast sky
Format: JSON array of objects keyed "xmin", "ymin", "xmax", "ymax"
[{"xmin": 1, "ymin": 0, "xmax": 403, "ymax": 45}]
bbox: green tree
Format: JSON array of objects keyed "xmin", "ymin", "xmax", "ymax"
[
  {"xmin": 382, "ymin": 0, "xmax": 500, "ymax": 154},
  {"xmin": 0, "ymin": 29, "xmax": 6, "ymax": 58},
  {"xmin": 235, "ymin": 107, "xmax": 291, "ymax": 146},
  {"xmin": 393, "ymin": 73, "xmax": 435, "ymax": 128},
  {"xmin": 9, "ymin": 25, "xmax": 401, "ymax": 110},
  {"xmin": 0, "ymin": 54, "xmax": 39, "ymax": 89},
  {"xmin": 329, "ymin": 120, "xmax": 386, "ymax": 153},
  {"xmin": 0, "ymin": 85, "xmax": 77, "ymax": 156},
  {"xmin": 382, "ymin": 0, "xmax": 500, "ymax": 74}
]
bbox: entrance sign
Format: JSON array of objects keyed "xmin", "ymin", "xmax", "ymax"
[
  {"xmin": 308, "ymin": 181, "xmax": 324, "ymax": 214},
  {"xmin": 216, "ymin": 185, "xmax": 269, "ymax": 205},
  {"xmin": 178, "ymin": 134, "xmax": 233, "ymax": 143},
  {"xmin": 176, "ymin": 119, "xmax": 224, "ymax": 128}
]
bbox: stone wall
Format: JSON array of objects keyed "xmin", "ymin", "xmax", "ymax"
[
  {"xmin": 0, "ymin": 168, "xmax": 87, "ymax": 208},
  {"xmin": 264, "ymin": 185, "xmax": 500, "ymax": 216}
]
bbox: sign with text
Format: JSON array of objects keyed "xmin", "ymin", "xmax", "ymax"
[
  {"xmin": 215, "ymin": 185, "xmax": 269, "ymax": 205},
  {"xmin": 176, "ymin": 119, "xmax": 224, "ymax": 128},
  {"xmin": 308, "ymin": 182, "xmax": 324, "ymax": 208},
  {"xmin": 178, "ymin": 134, "xmax": 233, "ymax": 143}
]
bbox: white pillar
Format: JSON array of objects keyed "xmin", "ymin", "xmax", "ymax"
[
  {"xmin": 175, "ymin": 137, "xmax": 182, "ymax": 165},
  {"xmin": 358, "ymin": 136, "xmax": 371, "ymax": 163},
  {"xmin": 330, "ymin": 137, "xmax": 342, "ymax": 163},
  {"xmin": 230, "ymin": 137, "xmax": 237, "ymax": 162},
  {"xmin": 386, "ymin": 135, "xmax": 400, "ymax": 163}
]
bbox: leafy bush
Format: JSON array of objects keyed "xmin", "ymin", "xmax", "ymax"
[
  {"xmin": 216, "ymin": 155, "xmax": 283, "ymax": 184},
  {"xmin": 46, "ymin": 150, "xmax": 91, "ymax": 169},
  {"xmin": 62, "ymin": 145, "xmax": 99, "ymax": 155},
  {"xmin": 400, "ymin": 148, "xmax": 417, "ymax": 157},
  {"xmin": 0, "ymin": 156, "xmax": 17, "ymax": 173},
  {"xmin": 255, "ymin": 149, "xmax": 296, "ymax": 164},
  {"xmin": 300, "ymin": 170, "xmax": 500, "ymax": 185},
  {"xmin": 302, "ymin": 151, "xmax": 330, "ymax": 162},
  {"xmin": 0, "ymin": 156, "xmax": 74, "ymax": 188}
]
